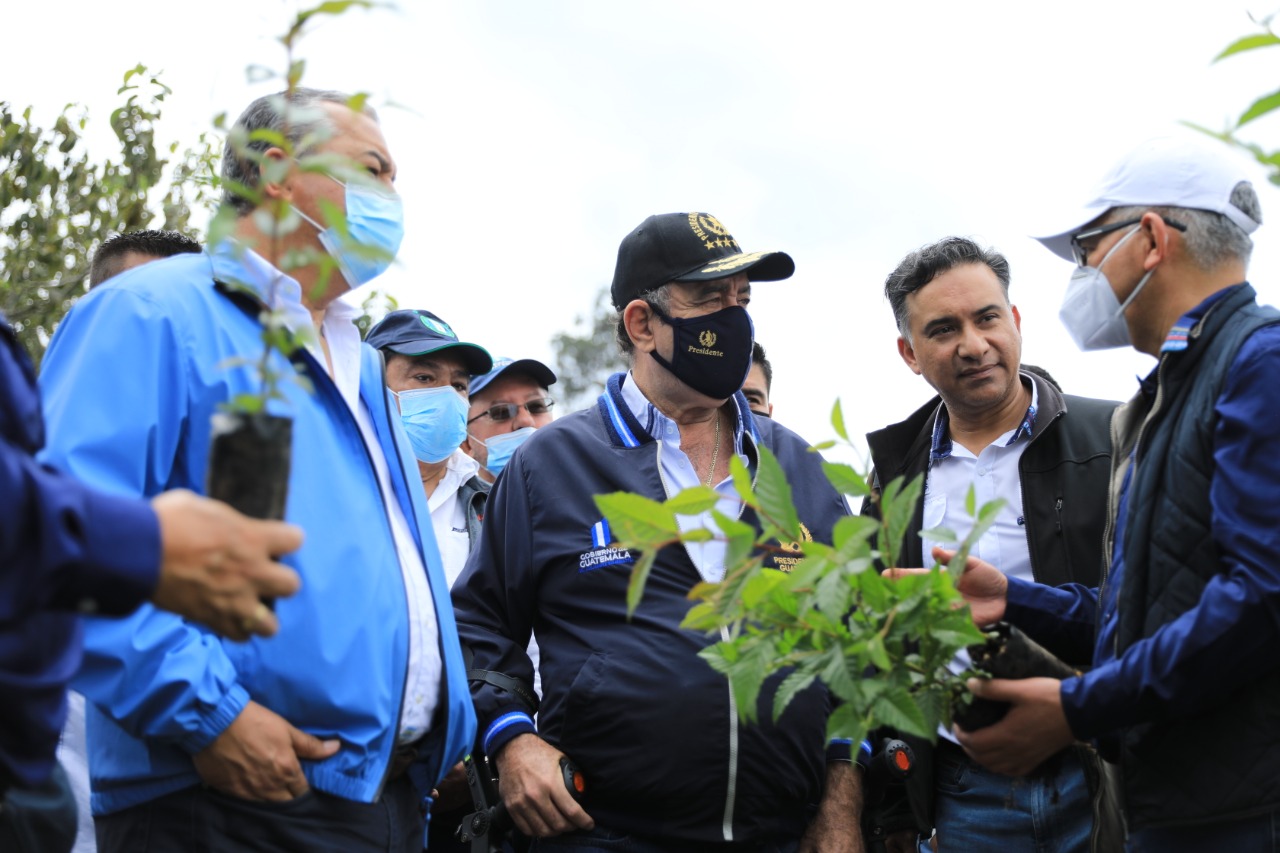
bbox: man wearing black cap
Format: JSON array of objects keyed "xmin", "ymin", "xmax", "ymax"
[{"xmin": 453, "ymin": 212, "xmax": 861, "ymax": 851}]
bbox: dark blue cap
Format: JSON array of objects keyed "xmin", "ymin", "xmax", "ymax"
[
  {"xmin": 470, "ymin": 356, "xmax": 558, "ymax": 396},
  {"xmin": 365, "ymin": 309, "xmax": 493, "ymax": 375}
]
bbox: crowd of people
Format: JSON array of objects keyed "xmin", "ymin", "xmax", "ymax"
[{"xmin": 4, "ymin": 84, "xmax": 1279, "ymax": 853}]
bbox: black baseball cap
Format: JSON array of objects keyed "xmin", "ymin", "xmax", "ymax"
[
  {"xmin": 365, "ymin": 309, "xmax": 493, "ymax": 375},
  {"xmin": 610, "ymin": 212, "xmax": 795, "ymax": 310}
]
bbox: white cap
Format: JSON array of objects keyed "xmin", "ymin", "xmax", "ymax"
[{"xmin": 1035, "ymin": 136, "xmax": 1262, "ymax": 261}]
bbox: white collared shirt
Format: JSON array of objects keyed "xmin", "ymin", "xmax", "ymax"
[
  {"xmin": 921, "ymin": 379, "xmax": 1038, "ymax": 743},
  {"xmin": 620, "ymin": 373, "xmax": 748, "ymax": 583},
  {"xmin": 428, "ymin": 448, "xmax": 481, "ymax": 588},
  {"xmin": 234, "ymin": 245, "xmax": 442, "ymax": 744}
]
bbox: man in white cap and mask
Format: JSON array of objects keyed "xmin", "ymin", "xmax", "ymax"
[{"xmin": 935, "ymin": 137, "xmax": 1280, "ymax": 852}]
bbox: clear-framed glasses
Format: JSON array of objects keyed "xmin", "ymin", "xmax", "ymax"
[
  {"xmin": 467, "ymin": 397, "xmax": 555, "ymax": 424},
  {"xmin": 1070, "ymin": 215, "xmax": 1187, "ymax": 267}
]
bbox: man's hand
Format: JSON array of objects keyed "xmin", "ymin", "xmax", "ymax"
[
  {"xmin": 434, "ymin": 761, "xmax": 471, "ymax": 811},
  {"xmin": 953, "ymin": 678, "xmax": 1074, "ymax": 776},
  {"xmin": 192, "ymin": 701, "xmax": 340, "ymax": 801},
  {"xmin": 151, "ymin": 490, "xmax": 303, "ymax": 640},
  {"xmin": 493, "ymin": 733, "xmax": 593, "ymax": 837},
  {"xmin": 799, "ymin": 761, "xmax": 864, "ymax": 853},
  {"xmin": 930, "ymin": 546, "xmax": 1008, "ymax": 627}
]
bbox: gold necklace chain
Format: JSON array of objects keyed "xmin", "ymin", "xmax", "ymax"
[{"xmin": 704, "ymin": 412, "xmax": 722, "ymax": 488}]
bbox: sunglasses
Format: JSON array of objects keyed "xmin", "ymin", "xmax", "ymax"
[
  {"xmin": 1070, "ymin": 215, "xmax": 1187, "ymax": 267},
  {"xmin": 467, "ymin": 397, "xmax": 555, "ymax": 424}
]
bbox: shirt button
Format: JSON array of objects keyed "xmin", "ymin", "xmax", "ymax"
[{"xmin": 977, "ymin": 467, "xmax": 989, "ymax": 476}]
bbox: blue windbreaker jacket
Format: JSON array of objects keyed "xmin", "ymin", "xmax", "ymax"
[{"xmin": 37, "ymin": 246, "xmax": 475, "ymax": 815}]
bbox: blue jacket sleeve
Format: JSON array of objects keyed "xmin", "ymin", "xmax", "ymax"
[
  {"xmin": 450, "ymin": 451, "xmax": 539, "ymax": 757},
  {"xmin": 1062, "ymin": 327, "xmax": 1280, "ymax": 739},
  {"xmin": 0, "ymin": 319, "xmax": 160, "ymax": 618},
  {"xmin": 38, "ymin": 287, "xmax": 248, "ymax": 751},
  {"xmin": 1004, "ymin": 577, "xmax": 1099, "ymax": 665}
]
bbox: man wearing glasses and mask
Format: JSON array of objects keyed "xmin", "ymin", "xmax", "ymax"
[
  {"xmin": 452, "ymin": 212, "xmax": 861, "ymax": 852},
  {"xmin": 938, "ymin": 137, "xmax": 1280, "ymax": 851},
  {"xmin": 462, "ymin": 356, "xmax": 559, "ymax": 484}
]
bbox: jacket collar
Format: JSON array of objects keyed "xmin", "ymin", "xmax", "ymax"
[{"xmin": 597, "ymin": 371, "xmax": 760, "ymax": 451}]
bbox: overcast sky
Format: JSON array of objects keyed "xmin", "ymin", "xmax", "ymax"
[{"xmin": 7, "ymin": 1, "xmax": 1280, "ymax": 461}]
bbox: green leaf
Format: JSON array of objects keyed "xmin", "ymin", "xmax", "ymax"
[
  {"xmin": 755, "ymin": 446, "xmax": 800, "ymax": 540},
  {"xmin": 822, "ymin": 461, "xmax": 871, "ymax": 498},
  {"xmin": 713, "ymin": 509, "xmax": 757, "ymax": 574},
  {"xmin": 1237, "ymin": 87, "xmax": 1280, "ymax": 129},
  {"xmin": 664, "ymin": 485, "xmax": 720, "ymax": 516},
  {"xmin": 880, "ymin": 474, "xmax": 924, "ymax": 569},
  {"xmin": 832, "ymin": 515, "xmax": 878, "ymax": 553},
  {"xmin": 964, "ymin": 483, "xmax": 976, "ymax": 518},
  {"xmin": 830, "ymin": 398, "xmax": 850, "ymax": 442},
  {"xmin": 729, "ymin": 453, "xmax": 756, "ymax": 508},
  {"xmin": 866, "ymin": 634, "xmax": 892, "ymax": 670},
  {"xmin": 871, "ymin": 685, "xmax": 932, "ymax": 739},
  {"xmin": 824, "ymin": 702, "xmax": 867, "ymax": 746},
  {"xmin": 1214, "ymin": 32, "xmax": 1280, "ymax": 62},
  {"xmin": 772, "ymin": 671, "xmax": 816, "ymax": 722},
  {"xmin": 919, "ymin": 525, "xmax": 958, "ymax": 545},
  {"xmin": 625, "ymin": 549, "xmax": 658, "ymax": 617},
  {"xmin": 594, "ymin": 492, "xmax": 678, "ymax": 544},
  {"xmin": 808, "ymin": 440, "xmax": 837, "ymax": 452}
]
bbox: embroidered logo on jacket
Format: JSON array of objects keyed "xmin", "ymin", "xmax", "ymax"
[
  {"xmin": 579, "ymin": 518, "xmax": 634, "ymax": 572},
  {"xmin": 771, "ymin": 522, "xmax": 813, "ymax": 572}
]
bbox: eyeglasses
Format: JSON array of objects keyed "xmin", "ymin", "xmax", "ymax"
[
  {"xmin": 1069, "ymin": 215, "xmax": 1187, "ymax": 267},
  {"xmin": 467, "ymin": 397, "xmax": 555, "ymax": 424}
]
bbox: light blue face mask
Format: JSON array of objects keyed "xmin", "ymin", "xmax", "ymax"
[
  {"xmin": 395, "ymin": 386, "xmax": 469, "ymax": 463},
  {"xmin": 295, "ymin": 175, "xmax": 404, "ymax": 287},
  {"xmin": 473, "ymin": 426, "xmax": 536, "ymax": 476}
]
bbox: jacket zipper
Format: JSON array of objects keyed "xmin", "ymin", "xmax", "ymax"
[
  {"xmin": 654, "ymin": 433, "xmax": 756, "ymax": 843},
  {"xmin": 370, "ymin": 350, "xmax": 417, "ymax": 801}
]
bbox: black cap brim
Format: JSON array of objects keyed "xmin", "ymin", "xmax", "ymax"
[
  {"xmin": 673, "ymin": 249, "xmax": 795, "ymax": 283},
  {"xmin": 383, "ymin": 340, "xmax": 494, "ymax": 375}
]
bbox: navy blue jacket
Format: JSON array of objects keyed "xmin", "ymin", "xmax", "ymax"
[
  {"xmin": 0, "ymin": 314, "xmax": 159, "ymax": 791},
  {"xmin": 452, "ymin": 374, "xmax": 849, "ymax": 845}
]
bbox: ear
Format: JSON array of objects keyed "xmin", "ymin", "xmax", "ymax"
[
  {"xmin": 1140, "ymin": 211, "xmax": 1171, "ymax": 271},
  {"xmin": 897, "ymin": 336, "xmax": 922, "ymax": 375},
  {"xmin": 261, "ymin": 146, "xmax": 293, "ymax": 202},
  {"xmin": 623, "ymin": 299, "xmax": 660, "ymax": 354},
  {"xmin": 1011, "ymin": 303, "xmax": 1022, "ymax": 334},
  {"xmin": 766, "ymin": 402, "xmax": 774, "ymax": 417}
]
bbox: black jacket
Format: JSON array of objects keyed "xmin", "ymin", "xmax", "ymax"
[
  {"xmin": 862, "ymin": 371, "xmax": 1117, "ymax": 841},
  {"xmin": 452, "ymin": 374, "xmax": 850, "ymax": 845},
  {"xmin": 865, "ymin": 372, "xmax": 1115, "ymax": 593}
]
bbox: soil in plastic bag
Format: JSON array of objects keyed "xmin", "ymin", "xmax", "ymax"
[{"xmin": 953, "ymin": 621, "xmax": 1078, "ymax": 732}]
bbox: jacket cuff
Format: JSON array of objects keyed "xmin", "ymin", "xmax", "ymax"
[
  {"xmin": 482, "ymin": 708, "xmax": 537, "ymax": 757},
  {"xmin": 825, "ymin": 737, "xmax": 860, "ymax": 766},
  {"xmin": 57, "ymin": 489, "xmax": 161, "ymax": 616},
  {"xmin": 179, "ymin": 682, "xmax": 250, "ymax": 754},
  {"xmin": 1059, "ymin": 675, "xmax": 1093, "ymax": 739}
]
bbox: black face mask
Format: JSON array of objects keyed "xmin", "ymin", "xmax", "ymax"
[{"xmin": 647, "ymin": 303, "xmax": 755, "ymax": 400}]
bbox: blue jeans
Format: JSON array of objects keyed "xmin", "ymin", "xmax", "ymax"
[
  {"xmin": 530, "ymin": 826, "xmax": 799, "ymax": 853},
  {"xmin": 933, "ymin": 741, "xmax": 1092, "ymax": 852},
  {"xmin": 0, "ymin": 763, "xmax": 78, "ymax": 853},
  {"xmin": 1127, "ymin": 810, "xmax": 1280, "ymax": 852}
]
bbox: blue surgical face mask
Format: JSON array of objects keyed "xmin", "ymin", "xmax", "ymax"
[
  {"xmin": 473, "ymin": 426, "xmax": 536, "ymax": 477},
  {"xmin": 295, "ymin": 175, "xmax": 404, "ymax": 288},
  {"xmin": 395, "ymin": 386, "xmax": 469, "ymax": 463}
]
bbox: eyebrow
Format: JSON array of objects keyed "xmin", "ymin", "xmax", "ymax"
[
  {"xmin": 366, "ymin": 150, "xmax": 393, "ymax": 176},
  {"xmin": 920, "ymin": 304, "xmax": 1002, "ymax": 336}
]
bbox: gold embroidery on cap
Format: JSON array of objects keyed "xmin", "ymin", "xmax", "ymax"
[
  {"xmin": 688, "ymin": 213, "xmax": 740, "ymax": 252},
  {"xmin": 699, "ymin": 250, "xmax": 770, "ymax": 275}
]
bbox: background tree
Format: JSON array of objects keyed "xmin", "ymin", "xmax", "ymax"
[
  {"xmin": 0, "ymin": 65, "xmax": 217, "ymax": 364},
  {"xmin": 550, "ymin": 284, "xmax": 628, "ymax": 410}
]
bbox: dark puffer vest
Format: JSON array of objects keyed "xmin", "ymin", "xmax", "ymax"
[{"xmin": 1115, "ymin": 283, "xmax": 1280, "ymax": 827}]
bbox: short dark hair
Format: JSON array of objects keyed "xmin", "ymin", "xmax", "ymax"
[
  {"xmin": 884, "ymin": 237, "xmax": 1011, "ymax": 338},
  {"xmin": 89, "ymin": 230, "xmax": 202, "ymax": 287},
  {"xmin": 751, "ymin": 340, "xmax": 772, "ymax": 390},
  {"xmin": 221, "ymin": 87, "xmax": 377, "ymax": 217}
]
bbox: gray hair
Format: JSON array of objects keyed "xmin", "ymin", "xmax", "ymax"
[
  {"xmin": 1106, "ymin": 182, "xmax": 1261, "ymax": 270},
  {"xmin": 220, "ymin": 87, "xmax": 378, "ymax": 216},
  {"xmin": 884, "ymin": 237, "xmax": 1012, "ymax": 339},
  {"xmin": 615, "ymin": 283, "xmax": 673, "ymax": 358}
]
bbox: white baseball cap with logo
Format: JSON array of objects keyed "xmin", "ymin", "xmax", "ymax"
[{"xmin": 1035, "ymin": 135, "xmax": 1262, "ymax": 262}]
